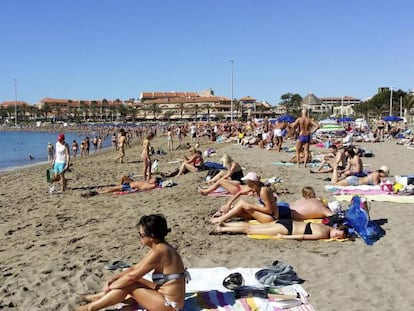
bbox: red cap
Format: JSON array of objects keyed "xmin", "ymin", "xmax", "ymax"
[{"xmin": 57, "ymin": 133, "xmax": 65, "ymax": 141}]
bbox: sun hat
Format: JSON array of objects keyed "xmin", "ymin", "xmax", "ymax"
[
  {"xmin": 241, "ymin": 172, "xmax": 260, "ymax": 182},
  {"xmin": 379, "ymin": 165, "xmax": 390, "ymax": 176},
  {"xmin": 57, "ymin": 133, "xmax": 65, "ymax": 141}
]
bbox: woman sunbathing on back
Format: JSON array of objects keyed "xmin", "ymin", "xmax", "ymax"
[{"xmin": 212, "ymin": 220, "xmax": 348, "ymax": 240}]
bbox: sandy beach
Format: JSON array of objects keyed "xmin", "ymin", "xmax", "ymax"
[{"xmin": 1, "ymin": 134, "xmax": 414, "ymax": 311}]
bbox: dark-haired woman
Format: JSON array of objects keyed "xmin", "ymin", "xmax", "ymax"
[
  {"xmin": 212, "ymin": 219, "xmax": 348, "ymax": 240},
  {"xmin": 76, "ymin": 214, "xmax": 188, "ymax": 311}
]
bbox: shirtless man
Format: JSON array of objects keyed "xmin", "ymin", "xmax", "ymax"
[
  {"xmin": 287, "ymin": 186, "xmax": 335, "ymax": 219},
  {"xmin": 338, "ymin": 146, "xmax": 363, "ymax": 178},
  {"xmin": 141, "ymin": 132, "xmax": 154, "ymax": 180},
  {"xmin": 310, "ymin": 145, "xmax": 347, "ymax": 174},
  {"xmin": 291, "ymin": 108, "xmax": 319, "ymax": 167},
  {"xmin": 376, "ymin": 118, "xmax": 386, "ymax": 141},
  {"xmin": 273, "ymin": 121, "xmax": 288, "ymax": 152},
  {"xmin": 114, "ymin": 129, "xmax": 126, "ymax": 163},
  {"xmin": 99, "ymin": 175, "xmax": 160, "ymax": 193}
]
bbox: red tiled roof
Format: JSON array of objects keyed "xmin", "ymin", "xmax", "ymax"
[
  {"xmin": 239, "ymin": 96, "xmax": 256, "ymax": 101},
  {"xmin": 140, "ymin": 91, "xmax": 199, "ymax": 100},
  {"xmin": 0, "ymin": 101, "xmax": 29, "ymax": 108}
]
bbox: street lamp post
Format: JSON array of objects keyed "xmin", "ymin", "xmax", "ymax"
[
  {"xmin": 229, "ymin": 59, "xmax": 235, "ymax": 122},
  {"xmin": 14, "ymin": 79, "xmax": 18, "ymax": 126},
  {"xmin": 389, "ymin": 86, "xmax": 393, "ymax": 116}
]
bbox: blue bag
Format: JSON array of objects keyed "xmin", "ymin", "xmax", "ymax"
[{"xmin": 345, "ymin": 196, "xmax": 386, "ymax": 245}]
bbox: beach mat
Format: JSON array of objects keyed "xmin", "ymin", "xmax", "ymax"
[
  {"xmin": 106, "ymin": 268, "xmax": 315, "ymax": 310},
  {"xmin": 333, "ymin": 194, "xmax": 414, "ymax": 203}
]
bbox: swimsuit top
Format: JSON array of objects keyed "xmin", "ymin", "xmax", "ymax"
[{"xmin": 152, "ymin": 268, "xmax": 190, "ymax": 286}]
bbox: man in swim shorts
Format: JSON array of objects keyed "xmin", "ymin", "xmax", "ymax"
[{"xmin": 291, "ymin": 107, "xmax": 319, "ymax": 168}]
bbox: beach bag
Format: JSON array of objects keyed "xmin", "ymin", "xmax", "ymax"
[
  {"xmin": 345, "ymin": 196, "xmax": 385, "ymax": 246},
  {"xmin": 151, "ymin": 160, "xmax": 159, "ymax": 173},
  {"xmin": 205, "ymin": 167, "xmax": 221, "ymax": 181}
]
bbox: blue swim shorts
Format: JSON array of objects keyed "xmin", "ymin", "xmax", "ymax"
[
  {"xmin": 121, "ymin": 183, "xmax": 131, "ymax": 191},
  {"xmin": 298, "ymin": 135, "xmax": 311, "ymax": 144},
  {"xmin": 53, "ymin": 163, "xmax": 65, "ymax": 174},
  {"xmin": 346, "ymin": 175, "xmax": 359, "ymax": 186}
]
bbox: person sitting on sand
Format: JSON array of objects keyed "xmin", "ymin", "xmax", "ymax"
[
  {"xmin": 310, "ymin": 145, "xmax": 347, "ymax": 174},
  {"xmin": 99, "ymin": 175, "xmax": 161, "ymax": 194},
  {"xmin": 210, "ymin": 172, "xmax": 278, "ymax": 224},
  {"xmin": 198, "ymin": 179, "xmax": 251, "ymax": 196},
  {"xmin": 337, "ymin": 146, "xmax": 364, "ymax": 178},
  {"xmin": 287, "ymin": 186, "xmax": 337, "ymax": 219},
  {"xmin": 209, "ymin": 184, "xmax": 337, "ymax": 222},
  {"xmin": 206, "ymin": 154, "xmax": 244, "ymax": 184},
  {"xmin": 176, "ymin": 149, "xmax": 204, "ymax": 176},
  {"xmin": 76, "ymin": 214, "xmax": 188, "ymax": 311},
  {"xmin": 212, "ymin": 219, "xmax": 349, "ymax": 240},
  {"xmin": 332, "ymin": 165, "xmax": 390, "ymax": 187}
]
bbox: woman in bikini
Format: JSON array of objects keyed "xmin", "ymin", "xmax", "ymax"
[
  {"xmin": 76, "ymin": 214, "xmax": 188, "ymax": 311},
  {"xmin": 207, "ymin": 154, "xmax": 244, "ymax": 184},
  {"xmin": 213, "ymin": 219, "xmax": 348, "ymax": 240},
  {"xmin": 176, "ymin": 150, "xmax": 204, "ymax": 176},
  {"xmin": 210, "ymin": 172, "xmax": 278, "ymax": 224},
  {"xmin": 141, "ymin": 132, "xmax": 154, "ymax": 181},
  {"xmin": 332, "ymin": 165, "xmax": 389, "ymax": 187}
]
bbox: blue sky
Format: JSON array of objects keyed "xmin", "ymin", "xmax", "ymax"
[{"xmin": 1, "ymin": 0, "xmax": 413, "ymax": 105}]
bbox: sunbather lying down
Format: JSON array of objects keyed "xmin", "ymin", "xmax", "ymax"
[
  {"xmin": 99, "ymin": 175, "xmax": 161, "ymax": 193},
  {"xmin": 212, "ymin": 220, "xmax": 348, "ymax": 240}
]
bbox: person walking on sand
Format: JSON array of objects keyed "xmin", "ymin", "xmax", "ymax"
[
  {"xmin": 75, "ymin": 214, "xmax": 188, "ymax": 311},
  {"xmin": 50, "ymin": 133, "xmax": 70, "ymax": 192},
  {"xmin": 291, "ymin": 107, "xmax": 319, "ymax": 168},
  {"xmin": 142, "ymin": 132, "xmax": 154, "ymax": 181},
  {"xmin": 47, "ymin": 142, "xmax": 54, "ymax": 162},
  {"xmin": 72, "ymin": 140, "xmax": 79, "ymax": 158},
  {"xmin": 273, "ymin": 121, "xmax": 288, "ymax": 152},
  {"xmin": 167, "ymin": 127, "xmax": 174, "ymax": 151},
  {"xmin": 114, "ymin": 129, "xmax": 126, "ymax": 164}
]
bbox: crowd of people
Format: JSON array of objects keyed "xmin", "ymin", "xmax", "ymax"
[{"xmin": 50, "ymin": 114, "xmax": 404, "ymax": 311}]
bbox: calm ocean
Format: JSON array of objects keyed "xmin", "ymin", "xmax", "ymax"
[{"xmin": 0, "ymin": 131, "xmax": 112, "ymax": 172}]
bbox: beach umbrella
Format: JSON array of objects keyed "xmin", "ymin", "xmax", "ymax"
[
  {"xmin": 318, "ymin": 118, "xmax": 338, "ymax": 125},
  {"xmin": 382, "ymin": 115, "xmax": 403, "ymax": 122},
  {"xmin": 277, "ymin": 115, "xmax": 295, "ymax": 123},
  {"xmin": 338, "ymin": 117, "xmax": 354, "ymax": 122}
]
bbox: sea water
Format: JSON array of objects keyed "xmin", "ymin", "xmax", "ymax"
[{"xmin": 0, "ymin": 131, "xmax": 112, "ymax": 172}]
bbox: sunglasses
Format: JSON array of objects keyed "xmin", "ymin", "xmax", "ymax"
[{"xmin": 138, "ymin": 231, "xmax": 146, "ymax": 238}]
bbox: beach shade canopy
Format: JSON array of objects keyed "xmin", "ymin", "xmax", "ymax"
[
  {"xmin": 338, "ymin": 117, "xmax": 354, "ymax": 122},
  {"xmin": 318, "ymin": 118, "xmax": 338, "ymax": 125},
  {"xmin": 382, "ymin": 115, "xmax": 403, "ymax": 122},
  {"xmin": 277, "ymin": 115, "xmax": 296, "ymax": 123}
]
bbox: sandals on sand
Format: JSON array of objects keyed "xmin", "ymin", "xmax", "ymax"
[{"xmin": 104, "ymin": 260, "xmax": 131, "ymax": 270}]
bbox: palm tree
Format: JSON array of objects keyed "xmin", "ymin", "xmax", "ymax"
[
  {"xmin": 353, "ymin": 101, "xmax": 373, "ymax": 121},
  {"xmin": 90, "ymin": 100, "xmax": 98, "ymax": 122},
  {"xmin": 192, "ymin": 104, "xmax": 199, "ymax": 121},
  {"xmin": 178, "ymin": 102, "xmax": 185, "ymax": 120},
  {"xmin": 402, "ymin": 94, "xmax": 414, "ymax": 121},
  {"xmin": 149, "ymin": 103, "xmax": 161, "ymax": 120},
  {"xmin": 79, "ymin": 101, "xmax": 88, "ymax": 122}
]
